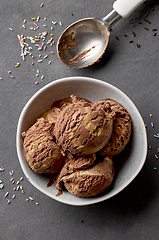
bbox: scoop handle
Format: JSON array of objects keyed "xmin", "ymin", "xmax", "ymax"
[{"xmin": 113, "ymin": 0, "xmax": 146, "ymax": 18}]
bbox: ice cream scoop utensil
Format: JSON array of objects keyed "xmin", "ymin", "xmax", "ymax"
[{"xmin": 57, "ymin": 0, "xmax": 145, "ymax": 68}]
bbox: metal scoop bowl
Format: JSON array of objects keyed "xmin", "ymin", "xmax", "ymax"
[{"xmin": 57, "ymin": 0, "xmax": 145, "ymax": 69}]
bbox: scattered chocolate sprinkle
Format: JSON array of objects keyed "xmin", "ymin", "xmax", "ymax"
[
  {"xmin": 129, "ymin": 40, "xmax": 133, "ymax": 43},
  {"xmin": 132, "ymin": 32, "xmax": 136, "ymax": 37},
  {"xmin": 115, "ymin": 36, "xmax": 119, "ymax": 40},
  {"xmin": 136, "ymin": 44, "xmax": 140, "ymax": 48},
  {"xmin": 152, "ymin": 28, "xmax": 157, "ymax": 31},
  {"xmin": 80, "ymin": 220, "xmax": 83, "ymax": 223},
  {"xmin": 154, "ymin": 32, "xmax": 157, "ymax": 36},
  {"xmin": 124, "ymin": 34, "xmax": 127, "ymax": 37},
  {"xmin": 144, "ymin": 27, "xmax": 149, "ymax": 30},
  {"xmin": 144, "ymin": 10, "xmax": 150, "ymax": 18},
  {"xmin": 71, "ymin": 13, "xmax": 74, "ymax": 16},
  {"xmin": 139, "ymin": 22, "xmax": 142, "ymax": 24},
  {"xmin": 143, "ymin": 18, "xmax": 151, "ymax": 24}
]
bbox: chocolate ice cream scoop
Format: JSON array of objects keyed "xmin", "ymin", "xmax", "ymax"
[
  {"xmin": 41, "ymin": 107, "xmax": 61, "ymax": 124},
  {"xmin": 41, "ymin": 95, "xmax": 91, "ymax": 124},
  {"xmin": 22, "ymin": 118, "xmax": 65, "ymax": 174},
  {"xmin": 99, "ymin": 99, "xmax": 132, "ymax": 158},
  {"xmin": 54, "ymin": 152, "xmax": 96, "ymax": 190},
  {"xmin": 54, "ymin": 99, "xmax": 113, "ymax": 156},
  {"xmin": 62, "ymin": 157, "xmax": 114, "ymax": 198},
  {"xmin": 52, "ymin": 94, "xmax": 92, "ymax": 110}
]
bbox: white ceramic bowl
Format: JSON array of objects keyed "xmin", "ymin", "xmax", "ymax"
[{"xmin": 16, "ymin": 76, "xmax": 147, "ymax": 206}]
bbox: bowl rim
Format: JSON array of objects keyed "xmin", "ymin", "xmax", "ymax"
[{"xmin": 16, "ymin": 76, "xmax": 147, "ymax": 206}]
